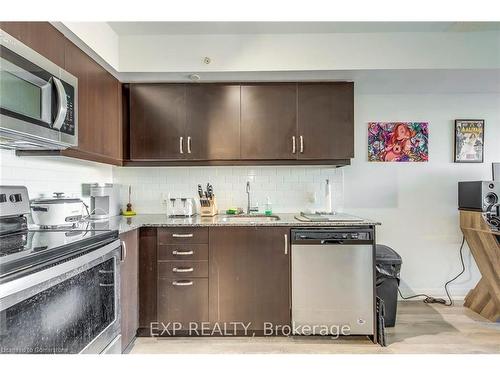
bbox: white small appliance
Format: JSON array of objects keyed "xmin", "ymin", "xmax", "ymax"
[
  {"xmin": 30, "ymin": 192, "xmax": 84, "ymax": 227},
  {"xmin": 167, "ymin": 197, "xmax": 197, "ymax": 217},
  {"xmin": 89, "ymin": 183, "xmax": 121, "ymax": 220}
]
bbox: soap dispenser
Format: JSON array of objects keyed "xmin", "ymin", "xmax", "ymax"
[{"xmin": 264, "ymin": 196, "xmax": 273, "ymax": 216}]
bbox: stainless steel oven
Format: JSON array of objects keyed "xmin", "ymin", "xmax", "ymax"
[
  {"xmin": 0, "ymin": 240, "xmax": 121, "ymax": 354},
  {"xmin": 0, "ymin": 29, "xmax": 77, "ymax": 150}
]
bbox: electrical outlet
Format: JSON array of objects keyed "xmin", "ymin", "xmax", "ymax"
[
  {"xmin": 161, "ymin": 193, "xmax": 170, "ymax": 205},
  {"xmin": 306, "ymin": 191, "xmax": 317, "ymax": 203}
]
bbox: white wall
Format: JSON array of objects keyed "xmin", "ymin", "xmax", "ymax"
[
  {"xmin": 344, "ymin": 92, "xmax": 500, "ymax": 299},
  {"xmin": 61, "ymin": 22, "xmax": 120, "ymax": 71},
  {"xmin": 0, "ymin": 150, "xmax": 113, "ymax": 205},
  {"xmin": 113, "ymin": 91, "xmax": 500, "ymax": 300},
  {"xmin": 118, "ymin": 32, "xmax": 500, "ymax": 72}
]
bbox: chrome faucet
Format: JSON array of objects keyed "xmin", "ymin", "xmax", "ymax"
[{"xmin": 246, "ymin": 181, "xmax": 259, "ymax": 214}]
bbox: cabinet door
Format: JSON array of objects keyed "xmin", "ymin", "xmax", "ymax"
[
  {"xmin": 209, "ymin": 227, "xmax": 290, "ymax": 331},
  {"xmin": 138, "ymin": 228, "xmax": 157, "ymax": 335},
  {"xmin": 157, "ymin": 278, "xmax": 209, "ymax": 331},
  {"xmin": 240, "ymin": 84, "xmax": 297, "ymax": 160},
  {"xmin": 99, "ymin": 69, "xmax": 122, "ymax": 160},
  {"xmin": 119, "ymin": 229, "xmax": 139, "ymax": 352},
  {"xmin": 130, "ymin": 84, "xmax": 186, "ymax": 160},
  {"xmin": 63, "ymin": 39, "xmax": 90, "ymax": 153},
  {"xmin": 297, "ymin": 83, "xmax": 354, "ymax": 159},
  {"xmin": 185, "ymin": 84, "xmax": 240, "ymax": 160},
  {"xmin": 1, "ymin": 22, "xmax": 65, "ymax": 67}
]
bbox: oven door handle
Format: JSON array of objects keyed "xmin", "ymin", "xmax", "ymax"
[
  {"xmin": 0, "ymin": 239, "xmax": 121, "ymax": 309},
  {"xmin": 52, "ymin": 77, "xmax": 68, "ymax": 130}
]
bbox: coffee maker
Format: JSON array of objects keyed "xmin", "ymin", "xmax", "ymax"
[{"xmin": 89, "ymin": 183, "xmax": 120, "ymax": 220}]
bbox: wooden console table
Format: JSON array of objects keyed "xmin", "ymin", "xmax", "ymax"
[{"xmin": 459, "ymin": 210, "xmax": 500, "ymax": 322}]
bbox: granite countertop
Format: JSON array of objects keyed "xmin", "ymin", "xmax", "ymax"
[{"xmin": 101, "ymin": 213, "xmax": 381, "ymax": 234}]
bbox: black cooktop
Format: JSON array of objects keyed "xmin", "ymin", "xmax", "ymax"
[{"xmin": 0, "ymin": 223, "xmax": 118, "ymax": 281}]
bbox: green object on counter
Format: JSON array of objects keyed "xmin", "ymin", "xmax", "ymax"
[
  {"xmin": 226, "ymin": 208, "xmax": 237, "ymax": 215},
  {"xmin": 264, "ymin": 210, "xmax": 273, "ymax": 216}
]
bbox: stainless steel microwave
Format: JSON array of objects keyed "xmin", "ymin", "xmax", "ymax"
[{"xmin": 0, "ymin": 29, "xmax": 77, "ymax": 150}]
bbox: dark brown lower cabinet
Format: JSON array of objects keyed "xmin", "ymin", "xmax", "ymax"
[
  {"xmin": 138, "ymin": 228, "xmax": 157, "ymax": 336},
  {"xmin": 157, "ymin": 278, "xmax": 209, "ymax": 332},
  {"xmin": 119, "ymin": 229, "xmax": 139, "ymax": 351},
  {"xmin": 209, "ymin": 227, "xmax": 291, "ymax": 332}
]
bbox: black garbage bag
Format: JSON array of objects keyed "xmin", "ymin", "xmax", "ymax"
[
  {"xmin": 375, "ymin": 245, "xmax": 402, "ymax": 327},
  {"xmin": 376, "ymin": 244, "xmax": 402, "ymax": 285}
]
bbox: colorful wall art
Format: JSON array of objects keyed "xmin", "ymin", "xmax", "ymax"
[{"xmin": 368, "ymin": 122, "xmax": 429, "ymax": 162}]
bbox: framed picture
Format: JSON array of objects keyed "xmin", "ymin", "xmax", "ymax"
[
  {"xmin": 368, "ymin": 122, "xmax": 429, "ymax": 162},
  {"xmin": 454, "ymin": 119, "xmax": 484, "ymax": 163}
]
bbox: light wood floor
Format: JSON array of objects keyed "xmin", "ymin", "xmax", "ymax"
[{"xmin": 129, "ymin": 301, "xmax": 500, "ymax": 354}]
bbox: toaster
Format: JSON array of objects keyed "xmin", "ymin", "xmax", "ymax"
[{"xmin": 167, "ymin": 197, "xmax": 197, "ymax": 217}]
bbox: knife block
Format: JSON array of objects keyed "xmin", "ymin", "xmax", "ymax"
[{"xmin": 200, "ymin": 196, "xmax": 218, "ymax": 217}]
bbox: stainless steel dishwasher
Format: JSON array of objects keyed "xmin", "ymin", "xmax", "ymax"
[{"xmin": 291, "ymin": 227, "xmax": 375, "ymax": 336}]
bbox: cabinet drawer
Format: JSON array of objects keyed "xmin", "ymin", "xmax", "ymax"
[
  {"xmin": 158, "ymin": 244, "xmax": 208, "ymax": 261},
  {"xmin": 158, "ymin": 261, "xmax": 208, "ymax": 278},
  {"xmin": 157, "ymin": 277, "xmax": 208, "ymax": 329},
  {"xmin": 158, "ymin": 227, "xmax": 208, "ymax": 244}
]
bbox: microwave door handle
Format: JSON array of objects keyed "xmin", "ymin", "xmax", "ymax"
[{"xmin": 52, "ymin": 77, "xmax": 68, "ymax": 130}]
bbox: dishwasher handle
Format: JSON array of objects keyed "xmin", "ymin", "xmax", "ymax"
[{"xmin": 321, "ymin": 239, "xmax": 344, "ymax": 245}]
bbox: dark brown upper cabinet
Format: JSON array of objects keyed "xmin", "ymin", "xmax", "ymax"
[
  {"xmin": 63, "ymin": 40, "xmax": 122, "ymax": 165},
  {"xmin": 297, "ymin": 82, "xmax": 354, "ymax": 160},
  {"xmin": 130, "ymin": 84, "xmax": 186, "ymax": 160},
  {"xmin": 4, "ymin": 22, "xmax": 123, "ymax": 165},
  {"xmin": 209, "ymin": 227, "xmax": 291, "ymax": 330},
  {"xmin": 1, "ymin": 22, "xmax": 65, "ymax": 67},
  {"xmin": 185, "ymin": 84, "xmax": 240, "ymax": 160},
  {"xmin": 126, "ymin": 82, "xmax": 354, "ymax": 166},
  {"xmin": 240, "ymin": 84, "xmax": 297, "ymax": 160}
]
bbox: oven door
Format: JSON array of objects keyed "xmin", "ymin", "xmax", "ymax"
[
  {"xmin": 0, "ymin": 240, "xmax": 121, "ymax": 354},
  {"xmin": 0, "ymin": 29, "xmax": 77, "ymax": 149}
]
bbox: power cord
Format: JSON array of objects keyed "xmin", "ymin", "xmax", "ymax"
[{"xmin": 398, "ymin": 236, "xmax": 466, "ymax": 306}]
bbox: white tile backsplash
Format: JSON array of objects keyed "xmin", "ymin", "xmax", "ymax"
[
  {"xmin": 113, "ymin": 166, "xmax": 344, "ymax": 214},
  {"xmin": 0, "ymin": 149, "xmax": 113, "ymax": 205}
]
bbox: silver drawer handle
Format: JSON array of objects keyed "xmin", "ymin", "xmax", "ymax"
[
  {"xmin": 172, "ymin": 233, "xmax": 193, "ymax": 238},
  {"xmin": 99, "ymin": 283, "xmax": 114, "ymax": 287},
  {"xmin": 172, "ymin": 250, "xmax": 194, "ymax": 256},
  {"xmin": 99, "ymin": 270, "xmax": 114, "ymax": 274},
  {"xmin": 172, "ymin": 267, "xmax": 194, "ymax": 273},
  {"xmin": 172, "ymin": 280, "xmax": 193, "ymax": 286}
]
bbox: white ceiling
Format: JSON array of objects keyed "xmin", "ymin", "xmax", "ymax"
[{"xmin": 107, "ymin": 21, "xmax": 500, "ymax": 35}]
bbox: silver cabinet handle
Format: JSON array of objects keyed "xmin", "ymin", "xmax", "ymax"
[
  {"xmin": 120, "ymin": 240, "xmax": 127, "ymax": 263},
  {"xmin": 172, "ymin": 233, "xmax": 193, "ymax": 238},
  {"xmin": 179, "ymin": 136, "xmax": 184, "ymax": 154},
  {"xmin": 172, "ymin": 280, "xmax": 193, "ymax": 286},
  {"xmin": 284, "ymin": 234, "xmax": 288, "ymax": 255},
  {"xmin": 172, "ymin": 267, "xmax": 194, "ymax": 273},
  {"xmin": 99, "ymin": 270, "xmax": 114, "ymax": 274},
  {"xmin": 172, "ymin": 250, "xmax": 194, "ymax": 256},
  {"xmin": 99, "ymin": 283, "xmax": 114, "ymax": 287},
  {"xmin": 52, "ymin": 77, "xmax": 68, "ymax": 130},
  {"xmin": 299, "ymin": 136, "xmax": 304, "ymax": 153},
  {"xmin": 187, "ymin": 136, "xmax": 192, "ymax": 154},
  {"xmin": 292, "ymin": 136, "xmax": 296, "ymax": 154}
]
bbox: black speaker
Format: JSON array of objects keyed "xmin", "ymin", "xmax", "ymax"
[{"xmin": 458, "ymin": 181, "xmax": 499, "ymax": 212}]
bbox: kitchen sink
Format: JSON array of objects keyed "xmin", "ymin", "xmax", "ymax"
[{"xmin": 220, "ymin": 214, "xmax": 281, "ymax": 223}]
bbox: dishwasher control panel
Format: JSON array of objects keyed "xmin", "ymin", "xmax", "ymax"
[{"xmin": 291, "ymin": 228, "xmax": 373, "ymax": 244}]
